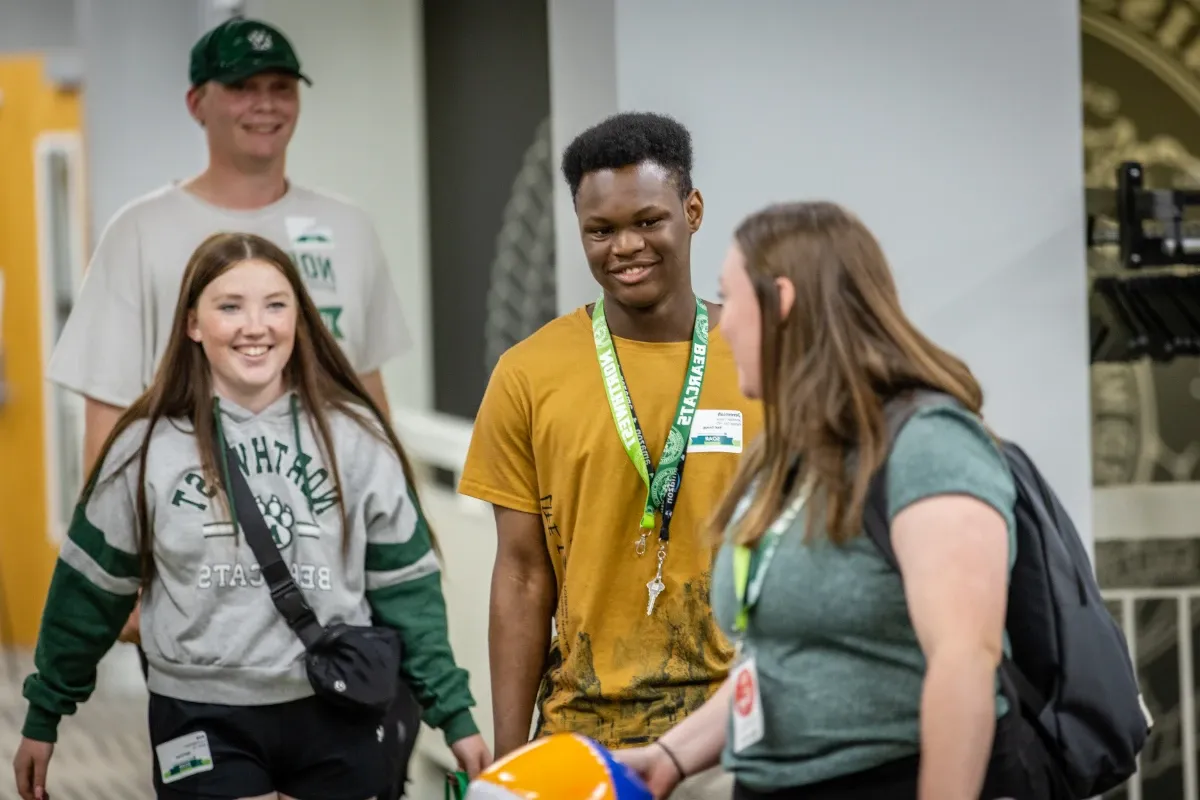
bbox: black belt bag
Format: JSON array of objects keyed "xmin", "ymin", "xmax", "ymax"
[{"xmin": 217, "ymin": 431, "xmax": 403, "ymax": 718}]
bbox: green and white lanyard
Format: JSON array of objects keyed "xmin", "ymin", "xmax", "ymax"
[
  {"xmin": 592, "ymin": 295, "xmax": 709, "ymax": 615},
  {"xmin": 732, "ymin": 490, "xmax": 809, "ymax": 646}
]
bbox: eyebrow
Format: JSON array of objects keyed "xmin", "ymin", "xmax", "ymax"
[
  {"xmin": 583, "ymin": 204, "xmax": 670, "ymax": 225},
  {"xmin": 212, "ymin": 291, "xmax": 291, "ymax": 301}
]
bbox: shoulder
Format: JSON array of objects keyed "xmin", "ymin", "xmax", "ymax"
[
  {"xmin": 92, "ymin": 417, "xmax": 179, "ymax": 488},
  {"xmin": 885, "ymin": 399, "xmax": 1016, "ymax": 529},
  {"xmin": 92, "ymin": 184, "xmax": 177, "ymax": 245},
  {"xmin": 325, "ymin": 404, "xmax": 401, "ymax": 467},
  {"xmin": 492, "ymin": 307, "xmax": 593, "ymax": 380},
  {"xmin": 107, "ymin": 184, "xmax": 188, "ymax": 226}
]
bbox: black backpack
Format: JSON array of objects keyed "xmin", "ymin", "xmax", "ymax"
[{"xmin": 861, "ymin": 390, "xmax": 1151, "ymax": 798}]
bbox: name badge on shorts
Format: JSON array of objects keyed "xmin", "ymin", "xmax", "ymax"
[
  {"xmin": 156, "ymin": 731, "xmax": 214, "ymax": 784},
  {"xmin": 731, "ymin": 656, "xmax": 765, "ymax": 753},
  {"xmin": 688, "ymin": 409, "xmax": 744, "ymax": 454}
]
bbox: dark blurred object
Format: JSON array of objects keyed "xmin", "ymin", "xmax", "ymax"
[
  {"xmin": 1088, "ymin": 161, "xmax": 1200, "ymax": 363},
  {"xmin": 1090, "ymin": 272, "xmax": 1200, "ymax": 362},
  {"xmin": 1087, "ymin": 161, "xmax": 1200, "ymax": 269}
]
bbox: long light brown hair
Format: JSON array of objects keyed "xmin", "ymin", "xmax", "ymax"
[
  {"xmin": 711, "ymin": 202, "xmax": 983, "ymax": 547},
  {"xmin": 85, "ymin": 232, "xmax": 433, "ymax": 584}
]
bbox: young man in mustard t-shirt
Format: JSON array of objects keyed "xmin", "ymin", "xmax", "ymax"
[{"xmin": 458, "ymin": 112, "xmax": 762, "ymax": 798}]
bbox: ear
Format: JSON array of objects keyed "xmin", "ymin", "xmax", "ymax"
[
  {"xmin": 187, "ymin": 309, "xmax": 202, "ymax": 343},
  {"xmin": 186, "ymin": 85, "xmax": 206, "ymax": 126},
  {"xmin": 684, "ymin": 188, "xmax": 704, "ymax": 233},
  {"xmin": 775, "ymin": 276, "xmax": 796, "ymax": 321}
]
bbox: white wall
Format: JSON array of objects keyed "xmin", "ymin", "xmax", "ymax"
[
  {"xmin": 244, "ymin": 0, "xmax": 432, "ymax": 413},
  {"xmin": 0, "ymin": 0, "xmax": 75, "ymax": 52},
  {"xmin": 75, "ymin": 0, "xmax": 211, "ymax": 244},
  {"xmin": 549, "ymin": 0, "xmax": 1094, "ymax": 542}
]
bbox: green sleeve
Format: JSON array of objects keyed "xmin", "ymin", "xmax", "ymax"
[
  {"xmin": 22, "ymin": 481, "xmax": 142, "ymax": 742},
  {"xmin": 365, "ymin": 483, "xmax": 479, "ymax": 745}
]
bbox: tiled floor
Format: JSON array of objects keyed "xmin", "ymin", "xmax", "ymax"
[
  {"xmin": 0, "ymin": 645, "xmax": 456, "ymax": 800},
  {"xmin": 0, "ymin": 647, "xmax": 154, "ymax": 800}
]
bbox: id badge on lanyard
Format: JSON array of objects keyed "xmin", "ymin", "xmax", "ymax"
[{"xmin": 729, "ymin": 490, "xmax": 807, "ymax": 753}]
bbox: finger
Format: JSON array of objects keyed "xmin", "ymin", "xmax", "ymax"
[
  {"xmin": 14, "ymin": 755, "xmax": 34, "ymax": 800},
  {"xmin": 17, "ymin": 773, "xmax": 34, "ymax": 800},
  {"xmin": 32, "ymin": 755, "xmax": 47, "ymax": 800}
]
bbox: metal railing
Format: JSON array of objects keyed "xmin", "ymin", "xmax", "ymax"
[{"xmin": 1102, "ymin": 587, "xmax": 1199, "ymax": 800}]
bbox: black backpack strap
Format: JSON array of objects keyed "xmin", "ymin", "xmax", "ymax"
[
  {"xmin": 861, "ymin": 389, "xmax": 951, "ymax": 569},
  {"xmin": 213, "ymin": 427, "xmax": 325, "ymax": 649}
]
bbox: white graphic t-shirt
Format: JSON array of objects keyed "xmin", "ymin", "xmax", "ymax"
[{"xmin": 49, "ymin": 182, "xmax": 411, "ymax": 407}]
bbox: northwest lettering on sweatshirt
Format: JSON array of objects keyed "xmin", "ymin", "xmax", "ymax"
[{"xmin": 169, "ymin": 433, "xmax": 340, "ymax": 593}]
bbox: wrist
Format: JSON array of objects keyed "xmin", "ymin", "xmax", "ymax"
[
  {"xmin": 442, "ymin": 709, "xmax": 480, "ymax": 747},
  {"xmin": 21, "ymin": 705, "xmax": 60, "ymax": 744},
  {"xmin": 656, "ymin": 739, "xmax": 688, "ymax": 780}
]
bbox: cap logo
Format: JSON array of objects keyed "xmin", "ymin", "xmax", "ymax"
[{"xmin": 247, "ymin": 29, "xmax": 273, "ymax": 51}]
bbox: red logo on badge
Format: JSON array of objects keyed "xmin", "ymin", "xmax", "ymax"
[{"xmin": 734, "ymin": 668, "xmax": 755, "ymax": 717}]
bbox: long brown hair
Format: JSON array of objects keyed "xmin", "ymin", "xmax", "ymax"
[
  {"xmin": 85, "ymin": 232, "xmax": 434, "ymax": 584},
  {"xmin": 711, "ymin": 202, "xmax": 983, "ymax": 547}
]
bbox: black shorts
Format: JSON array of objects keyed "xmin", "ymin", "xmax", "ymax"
[{"xmin": 148, "ymin": 692, "xmax": 391, "ymax": 800}]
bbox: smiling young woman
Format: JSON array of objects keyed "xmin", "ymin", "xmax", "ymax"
[{"xmin": 14, "ymin": 232, "xmax": 490, "ymax": 800}]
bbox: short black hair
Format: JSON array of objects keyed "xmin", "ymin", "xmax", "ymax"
[{"xmin": 560, "ymin": 111, "xmax": 694, "ymax": 201}]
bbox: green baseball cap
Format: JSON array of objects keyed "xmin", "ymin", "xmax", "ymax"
[{"xmin": 189, "ymin": 17, "xmax": 312, "ymax": 87}]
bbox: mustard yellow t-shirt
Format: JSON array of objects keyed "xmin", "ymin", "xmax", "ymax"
[{"xmin": 459, "ymin": 305, "xmax": 763, "ymax": 749}]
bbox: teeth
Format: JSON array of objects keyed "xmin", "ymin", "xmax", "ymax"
[{"xmin": 238, "ymin": 346, "xmax": 268, "ymax": 357}]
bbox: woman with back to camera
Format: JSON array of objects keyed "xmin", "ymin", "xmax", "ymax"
[
  {"xmin": 616, "ymin": 201, "xmax": 1057, "ymax": 799},
  {"xmin": 12, "ymin": 232, "xmax": 491, "ymax": 800}
]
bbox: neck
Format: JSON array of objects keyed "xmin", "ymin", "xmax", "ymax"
[
  {"xmin": 215, "ymin": 382, "xmax": 287, "ymax": 415},
  {"xmin": 185, "ymin": 156, "xmax": 288, "ymax": 210},
  {"xmin": 600, "ymin": 289, "xmax": 699, "ymax": 343}
]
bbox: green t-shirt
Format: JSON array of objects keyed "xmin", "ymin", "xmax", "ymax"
[{"xmin": 710, "ymin": 402, "xmax": 1017, "ymax": 791}]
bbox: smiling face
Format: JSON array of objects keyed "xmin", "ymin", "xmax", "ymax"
[
  {"xmin": 188, "ymin": 72, "xmax": 299, "ymax": 168},
  {"xmin": 188, "ymin": 258, "xmax": 297, "ymax": 411},
  {"xmin": 574, "ymin": 161, "xmax": 703, "ymax": 310}
]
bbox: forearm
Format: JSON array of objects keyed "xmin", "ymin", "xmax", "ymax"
[
  {"xmin": 368, "ymin": 573, "xmax": 479, "ymax": 744},
  {"xmin": 917, "ymin": 647, "xmax": 998, "ymax": 800},
  {"xmin": 657, "ymin": 676, "xmax": 733, "ymax": 776},
  {"xmin": 358, "ymin": 370, "xmax": 391, "ymax": 422},
  {"xmin": 23, "ymin": 559, "xmax": 139, "ymax": 741},
  {"xmin": 83, "ymin": 398, "xmax": 124, "ymax": 476},
  {"xmin": 489, "ymin": 567, "xmax": 555, "ymax": 756}
]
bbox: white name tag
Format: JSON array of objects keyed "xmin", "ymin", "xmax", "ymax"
[
  {"xmin": 156, "ymin": 731, "xmax": 214, "ymax": 784},
  {"xmin": 731, "ymin": 656, "xmax": 765, "ymax": 752},
  {"xmin": 285, "ymin": 216, "xmax": 336, "ymax": 250},
  {"xmin": 688, "ymin": 409, "xmax": 744, "ymax": 454}
]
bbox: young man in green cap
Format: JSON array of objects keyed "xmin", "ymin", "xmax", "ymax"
[{"xmin": 51, "ymin": 15, "xmax": 411, "ymax": 484}]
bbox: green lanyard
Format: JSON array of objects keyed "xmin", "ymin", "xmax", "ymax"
[
  {"xmin": 733, "ymin": 491, "xmax": 808, "ymax": 634},
  {"xmin": 592, "ymin": 295, "xmax": 709, "ymax": 555}
]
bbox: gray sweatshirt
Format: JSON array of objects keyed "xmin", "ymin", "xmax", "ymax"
[{"xmin": 22, "ymin": 391, "xmax": 479, "ymax": 745}]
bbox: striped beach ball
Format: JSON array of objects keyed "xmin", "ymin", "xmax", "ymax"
[{"xmin": 465, "ymin": 733, "xmax": 652, "ymax": 800}]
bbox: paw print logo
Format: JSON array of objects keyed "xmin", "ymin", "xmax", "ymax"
[{"xmin": 255, "ymin": 494, "xmax": 295, "ymax": 549}]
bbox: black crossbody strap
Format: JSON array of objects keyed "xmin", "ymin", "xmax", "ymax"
[{"xmin": 214, "ymin": 425, "xmax": 325, "ymax": 649}]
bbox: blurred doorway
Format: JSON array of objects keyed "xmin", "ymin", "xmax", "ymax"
[{"xmin": 0, "ymin": 54, "xmax": 85, "ymax": 648}]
